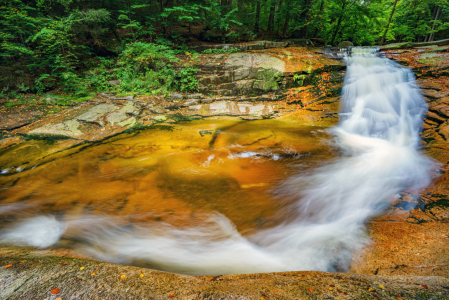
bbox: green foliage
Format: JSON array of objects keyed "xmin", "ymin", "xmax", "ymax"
[
  {"xmin": 202, "ymin": 47, "xmax": 240, "ymax": 54},
  {"xmin": 1, "ymin": 0, "xmax": 448, "ymax": 99}
]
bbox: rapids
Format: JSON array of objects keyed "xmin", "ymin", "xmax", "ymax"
[{"xmin": 0, "ymin": 48, "xmax": 435, "ymax": 275}]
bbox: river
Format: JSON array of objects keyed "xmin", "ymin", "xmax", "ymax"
[{"xmin": 0, "ymin": 48, "xmax": 435, "ymax": 275}]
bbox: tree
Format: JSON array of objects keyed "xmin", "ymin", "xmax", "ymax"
[{"xmin": 380, "ymin": 0, "xmax": 399, "ymax": 46}]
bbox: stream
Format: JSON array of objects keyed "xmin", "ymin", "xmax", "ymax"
[{"xmin": 0, "ymin": 48, "xmax": 435, "ymax": 275}]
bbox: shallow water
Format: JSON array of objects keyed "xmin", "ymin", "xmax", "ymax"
[
  {"xmin": 0, "ymin": 120, "xmax": 337, "ymax": 273},
  {"xmin": 0, "ymin": 50, "xmax": 435, "ymax": 275}
]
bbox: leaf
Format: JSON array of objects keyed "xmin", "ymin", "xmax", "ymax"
[
  {"xmin": 56, "ymin": 298, "xmax": 62, "ymax": 300},
  {"xmin": 337, "ymin": 289, "xmax": 342, "ymax": 293},
  {"xmin": 397, "ymin": 296, "xmax": 404, "ymax": 300},
  {"xmin": 329, "ymin": 287, "xmax": 333, "ymax": 291},
  {"xmin": 369, "ymin": 288, "xmax": 375, "ymax": 292},
  {"xmin": 329, "ymin": 285, "xmax": 335, "ymax": 287},
  {"xmin": 80, "ymin": 267, "xmax": 85, "ymax": 270},
  {"xmin": 379, "ymin": 284, "xmax": 385, "ymax": 290},
  {"xmin": 140, "ymin": 273, "xmax": 144, "ymax": 277},
  {"xmin": 260, "ymin": 297, "xmax": 266, "ymax": 300},
  {"xmin": 29, "ymin": 265, "xmax": 35, "ymax": 268},
  {"xmin": 422, "ymin": 285, "xmax": 428, "ymax": 289},
  {"xmin": 91, "ymin": 272, "xmax": 95, "ymax": 276},
  {"xmin": 308, "ymin": 288, "xmax": 313, "ymax": 293},
  {"xmin": 168, "ymin": 292, "xmax": 175, "ymax": 298},
  {"xmin": 51, "ymin": 288, "xmax": 60, "ymax": 294},
  {"xmin": 373, "ymin": 295, "xmax": 379, "ymax": 298},
  {"xmin": 61, "ymin": 262, "xmax": 68, "ymax": 266},
  {"xmin": 5, "ymin": 264, "xmax": 12, "ymax": 268},
  {"xmin": 20, "ymin": 261, "xmax": 26, "ymax": 264},
  {"xmin": 120, "ymin": 274, "xmax": 126, "ymax": 279}
]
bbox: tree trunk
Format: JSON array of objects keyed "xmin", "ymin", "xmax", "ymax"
[
  {"xmin": 313, "ymin": 0, "xmax": 325, "ymax": 38},
  {"xmin": 429, "ymin": 6, "xmax": 441, "ymax": 42},
  {"xmin": 160, "ymin": 0, "xmax": 165, "ymax": 35},
  {"xmin": 300, "ymin": 0, "xmax": 312, "ymax": 38},
  {"xmin": 267, "ymin": 1, "xmax": 276, "ymax": 33},
  {"xmin": 276, "ymin": 0, "xmax": 284, "ymax": 35},
  {"xmin": 283, "ymin": 11, "xmax": 290, "ymax": 36},
  {"xmin": 380, "ymin": 0, "xmax": 399, "ymax": 46},
  {"xmin": 330, "ymin": 1, "xmax": 347, "ymax": 46},
  {"xmin": 255, "ymin": 0, "xmax": 261, "ymax": 32}
]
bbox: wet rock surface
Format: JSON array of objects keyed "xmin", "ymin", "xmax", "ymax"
[{"xmin": 1, "ymin": 246, "xmax": 448, "ymax": 299}]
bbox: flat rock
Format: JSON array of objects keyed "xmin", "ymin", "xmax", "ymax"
[
  {"xmin": 106, "ymin": 101, "xmax": 138, "ymax": 125},
  {"xmin": 0, "ymin": 111, "xmax": 42, "ymax": 130},
  {"xmin": 188, "ymin": 101, "xmax": 273, "ymax": 117},
  {"xmin": 27, "ymin": 119, "xmax": 82, "ymax": 139},
  {"xmin": 76, "ymin": 104, "xmax": 119, "ymax": 124},
  {"xmin": 225, "ymin": 53, "xmax": 285, "ymax": 74}
]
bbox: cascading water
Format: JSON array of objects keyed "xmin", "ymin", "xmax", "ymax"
[{"xmin": 0, "ymin": 48, "xmax": 435, "ymax": 275}]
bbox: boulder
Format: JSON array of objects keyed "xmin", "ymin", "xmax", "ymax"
[{"xmin": 338, "ymin": 41, "xmax": 354, "ymax": 47}]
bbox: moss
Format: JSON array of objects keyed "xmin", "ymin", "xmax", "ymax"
[
  {"xmin": 254, "ymin": 68, "xmax": 282, "ymax": 91},
  {"xmin": 23, "ymin": 134, "xmax": 71, "ymax": 142},
  {"xmin": 426, "ymin": 198, "xmax": 449, "ymax": 210}
]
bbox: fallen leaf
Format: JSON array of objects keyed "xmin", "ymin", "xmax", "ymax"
[
  {"xmin": 308, "ymin": 288, "xmax": 313, "ymax": 293},
  {"xmin": 422, "ymin": 285, "xmax": 428, "ymax": 289},
  {"xmin": 140, "ymin": 273, "xmax": 144, "ymax": 277},
  {"xmin": 274, "ymin": 290, "xmax": 277, "ymax": 292},
  {"xmin": 5, "ymin": 264, "xmax": 12, "ymax": 268},
  {"xmin": 373, "ymin": 294, "xmax": 379, "ymax": 299},
  {"xmin": 260, "ymin": 297, "xmax": 266, "ymax": 300},
  {"xmin": 56, "ymin": 298, "xmax": 62, "ymax": 300},
  {"xmin": 344, "ymin": 292, "xmax": 348, "ymax": 295},
  {"xmin": 80, "ymin": 267, "xmax": 85, "ymax": 270},
  {"xmin": 131, "ymin": 283, "xmax": 135, "ymax": 287},
  {"xmin": 369, "ymin": 288, "xmax": 374, "ymax": 292},
  {"xmin": 91, "ymin": 272, "xmax": 95, "ymax": 276},
  {"xmin": 51, "ymin": 288, "xmax": 60, "ymax": 294},
  {"xmin": 337, "ymin": 289, "xmax": 342, "ymax": 293},
  {"xmin": 120, "ymin": 274, "xmax": 126, "ymax": 279},
  {"xmin": 94, "ymin": 267, "xmax": 99, "ymax": 270},
  {"xmin": 397, "ymin": 296, "xmax": 404, "ymax": 300},
  {"xmin": 330, "ymin": 285, "xmax": 335, "ymax": 287},
  {"xmin": 168, "ymin": 292, "xmax": 175, "ymax": 298},
  {"xmin": 329, "ymin": 287, "xmax": 333, "ymax": 291},
  {"xmin": 61, "ymin": 263, "xmax": 68, "ymax": 266},
  {"xmin": 29, "ymin": 265, "xmax": 35, "ymax": 268},
  {"xmin": 20, "ymin": 261, "xmax": 26, "ymax": 264},
  {"xmin": 379, "ymin": 284, "xmax": 385, "ymax": 290}
]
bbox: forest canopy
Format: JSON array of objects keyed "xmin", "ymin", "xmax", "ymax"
[{"xmin": 1, "ymin": 0, "xmax": 448, "ymax": 96}]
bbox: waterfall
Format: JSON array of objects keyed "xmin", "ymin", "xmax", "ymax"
[{"xmin": 0, "ymin": 48, "xmax": 435, "ymax": 275}]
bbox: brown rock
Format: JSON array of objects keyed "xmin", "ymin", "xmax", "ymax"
[{"xmin": 421, "ymin": 89, "xmax": 449, "ymax": 99}]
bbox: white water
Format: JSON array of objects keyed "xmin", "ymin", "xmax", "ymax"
[{"xmin": 0, "ymin": 49, "xmax": 435, "ymax": 275}]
